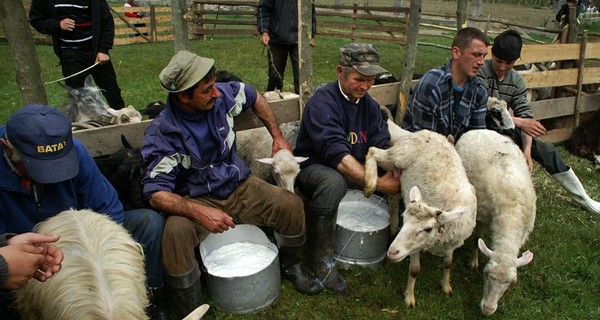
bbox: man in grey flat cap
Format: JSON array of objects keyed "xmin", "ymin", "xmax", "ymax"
[
  {"xmin": 294, "ymin": 43, "xmax": 401, "ymax": 293},
  {"xmin": 141, "ymin": 50, "xmax": 321, "ymax": 318}
]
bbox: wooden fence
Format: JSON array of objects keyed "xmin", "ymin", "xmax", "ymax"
[{"xmin": 190, "ymin": 0, "xmax": 409, "ymax": 45}]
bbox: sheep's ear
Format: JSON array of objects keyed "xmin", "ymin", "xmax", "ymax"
[
  {"xmin": 437, "ymin": 206, "xmax": 467, "ymax": 225},
  {"xmin": 294, "ymin": 156, "xmax": 309, "ymax": 163},
  {"xmin": 409, "ymin": 186, "xmax": 421, "ymax": 203},
  {"xmin": 84, "ymin": 75, "xmax": 94, "ymax": 87},
  {"xmin": 517, "ymin": 250, "xmax": 534, "ymax": 267},
  {"xmin": 256, "ymin": 158, "xmax": 274, "ymax": 165},
  {"xmin": 478, "ymin": 238, "xmax": 493, "ymax": 258}
]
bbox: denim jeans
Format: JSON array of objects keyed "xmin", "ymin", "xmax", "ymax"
[{"xmin": 123, "ymin": 208, "xmax": 165, "ymax": 288}]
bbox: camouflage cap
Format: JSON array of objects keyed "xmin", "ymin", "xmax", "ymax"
[
  {"xmin": 339, "ymin": 43, "xmax": 388, "ymax": 76},
  {"xmin": 159, "ymin": 50, "xmax": 214, "ymax": 93}
]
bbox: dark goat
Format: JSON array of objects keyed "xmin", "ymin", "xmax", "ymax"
[
  {"xmin": 565, "ymin": 109, "xmax": 600, "ymax": 168},
  {"xmin": 139, "ymin": 101, "xmax": 166, "ymax": 119},
  {"xmin": 94, "ymin": 135, "xmax": 146, "ymax": 210},
  {"xmin": 216, "ymin": 70, "xmax": 243, "ymax": 83}
]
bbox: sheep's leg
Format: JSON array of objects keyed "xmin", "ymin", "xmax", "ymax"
[
  {"xmin": 364, "ymin": 147, "xmax": 385, "ymax": 197},
  {"xmin": 469, "ymin": 225, "xmax": 482, "ymax": 270},
  {"xmin": 441, "ymin": 251, "xmax": 454, "ymax": 296},
  {"xmin": 404, "ymin": 252, "xmax": 420, "ymax": 307}
]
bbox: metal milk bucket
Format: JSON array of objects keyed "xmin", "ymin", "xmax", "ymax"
[
  {"xmin": 334, "ymin": 189, "xmax": 390, "ymax": 268},
  {"xmin": 199, "ymin": 224, "xmax": 280, "ymax": 314}
]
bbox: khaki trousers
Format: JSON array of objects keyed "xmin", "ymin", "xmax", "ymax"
[{"xmin": 162, "ymin": 175, "xmax": 305, "ymax": 275}]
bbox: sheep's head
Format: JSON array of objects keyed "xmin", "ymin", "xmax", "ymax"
[
  {"xmin": 110, "ymin": 105, "xmax": 143, "ymax": 124},
  {"xmin": 61, "ymin": 75, "xmax": 112, "ymax": 122},
  {"xmin": 256, "ymin": 149, "xmax": 308, "ymax": 192},
  {"xmin": 387, "ymin": 186, "xmax": 468, "ymax": 262},
  {"xmin": 478, "ymin": 238, "xmax": 533, "ymax": 315},
  {"xmin": 486, "ymin": 97, "xmax": 515, "ymax": 137}
]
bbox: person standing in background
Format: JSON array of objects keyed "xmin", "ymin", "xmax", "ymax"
[
  {"xmin": 29, "ymin": 0, "xmax": 126, "ymax": 110},
  {"xmin": 256, "ymin": 0, "xmax": 317, "ymax": 94}
]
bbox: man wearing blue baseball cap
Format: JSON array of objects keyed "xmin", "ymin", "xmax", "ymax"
[{"xmin": 0, "ymin": 104, "xmax": 166, "ymax": 319}]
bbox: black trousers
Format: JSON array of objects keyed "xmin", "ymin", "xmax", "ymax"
[
  {"xmin": 60, "ymin": 48, "xmax": 125, "ymax": 110},
  {"xmin": 266, "ymin": 42, "xmax": 299, "ymax": 94}
]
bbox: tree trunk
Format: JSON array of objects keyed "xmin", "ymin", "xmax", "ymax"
[
  {"xmin": 396, "ymin": 0, "xmax": 421, "ymax": 124},
  {"xmin": 456, "ymin": 0, "xmax": 468, "ymax": 30},
  {"xmin": 170, "ymin": 0, "xmax": 189, "ymax": 53},
  {"xmin": 298, "ymin": 0, "xmax": 313, "ymax": 108},
  {"xmin": 0, "ymin": 0, "xmax": 47, "ymax": 105}
]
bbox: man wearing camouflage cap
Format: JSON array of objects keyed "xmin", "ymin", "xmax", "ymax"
[
  {"xmin": 294, "ymin": 43, "xmax": 401, "ymax": 293},
  {"xmin": 141, "ymin": 50, "xmax": 322, "ymax": 317}
]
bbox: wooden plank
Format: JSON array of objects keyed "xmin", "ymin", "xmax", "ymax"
[
  {"xmin": 73, "ymin": 121, "xmax": 152, "ymax": 156},
  {"xmin": 520, "ymin": 67, "xmax": 600, "ymax": 88},
  {"xmin": 192, "ymin": 29, "xmax": 257, "ymax": 35},
  {"xmin": 538, "ymin": 128, "xmax": 573, "ymax": 144},
  {"xmin": 193, "ymin": 19, "xmax": 256, "ymax": 25},
  {"xmin": 531, "ymin": 94, "xmax": 600, "ymax": 120},
  {"xmin": 75, "ymin": 97, "xmax": 300, "ymax": 155},
  {"xmin": 369, "ymin": 82, "xmax": 401, "ymax": 106}
]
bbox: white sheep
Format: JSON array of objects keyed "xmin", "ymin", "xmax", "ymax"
[
  {"xmin": 256, "ymin": 149, "xmax": 308, "ymax": 192},
  {"xmin": 236, "ymin": 120, "xmax": 300, "ymax": 184},
  {"xmin": 13, "ymin": 209, "xmax": 148, "ymax": 320},
  {"xmin": 455, "ymin": 129, "xmax": 536, "ymax": 315},
  {"xmin": 364, "ymin": 129, "xmax": 477, "ymax": 307}
]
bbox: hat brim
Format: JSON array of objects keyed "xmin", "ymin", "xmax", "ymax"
[
  {"xmin": 352, "ymin": 64, "xmax": 389, "ymax": 77},
  {"xmin": 21, "ymin": 146, "xmax": 79, "ymax": 184}
]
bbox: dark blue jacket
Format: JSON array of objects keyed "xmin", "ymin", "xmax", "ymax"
[
  {"xmin": 142, "ymin": 82, "xmax": 256, "ymax": 200},
  {"xmin": 29, "ymin": 0, "xmax": 115, "ymax": 57},
  {"xmin": 0, "ymin": 126, "xmax": 124, "ymax": 234},
  {"xmin": 256, "ymin": 0, "xmax": 317, "ymax": 44},
  {"xmin": 294, "ymin": 81, "xmax": 390, "ymax": 168}
]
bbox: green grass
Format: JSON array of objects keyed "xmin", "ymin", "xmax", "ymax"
[{"xmin": 2, "ymin": 28, "xmax": 600, "ymax": 320}]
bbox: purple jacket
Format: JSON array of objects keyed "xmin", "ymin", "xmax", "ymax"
[{"xmin": 142, "ymin": 82, "xmax": 256, "ymax": 200}]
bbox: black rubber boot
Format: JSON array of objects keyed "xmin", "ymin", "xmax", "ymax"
[
  {"xmin": 307, "ymin": 208, "xmax": 349, "ymax": 293},
  {"xmin": 279, "ymin": 245, "xmax": 322, "ymax": 295},
  {"xmin": 147, "ymin": 287, "xmax": 170, "ymax": 320},
  {"xmin": 166, "ymin": 265, "xmax": 203, "ymax": 319}
]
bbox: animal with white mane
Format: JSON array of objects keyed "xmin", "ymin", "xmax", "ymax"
[
  {"xmin": 13, "ymin": 209, "xmax": 148, "ymax": 320},
  {"xmin": 363, "ymin": 128, "xmax": 477, "ymax": 307}
]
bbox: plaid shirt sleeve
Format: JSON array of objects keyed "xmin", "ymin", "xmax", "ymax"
[{"xmin": 404, "ymin": 69, "xmax": 443, "ymax": 132}]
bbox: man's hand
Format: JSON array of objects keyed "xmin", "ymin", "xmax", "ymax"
[
  {"xmin": 1, "ymin": 233, "xmax": 63, "ymax": 290},
  {"xmin": 377, "ymin": 171, "xmax": 402, "ymax": 196},
  {"xmin": 188, "ymin": 201, "xmax": 236, "ymax": 233},
  {"xmin": 514, "ymin": 117, "xmax": 546, "ymax": 139},
  {"xmin": 60, "ymin": 18, "xmax": 75, "ymax": 31},
  {"xmin": 260, "ymin": 32, "xmax": 270, "ymax": 47},
  {"xmin": 95, "ymin": 52, "xmax": 111, "ymax": 65}
]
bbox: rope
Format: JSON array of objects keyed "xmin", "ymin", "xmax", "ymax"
[
  {"xmin": 2, "ymin": 62, "xmax": 100, "ymax": 97},
  {"xmin": 317, "ymin": 193, "xmax": 390, "ymax": 287}
]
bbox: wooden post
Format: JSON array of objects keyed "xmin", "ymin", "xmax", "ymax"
[
  {"xmin": 298, "ymin": 0, "xmax": 313, "ymax": 110},
  {"xmin": 352, "ymin": 4, "xmax": 357, "ymax": 41},
  {"xmin": 395, "ymin": 0, "xmax": 421, "ymax": 124},
  {"xmin": 150, "ymin": 5, "xmax": 157, "ymax": 42},
  {"xmin": 574, "ymin": 31, "xmax": 587, "ymax": 127},
  {"xmin": 471, "ymin": 0, "xmax": 482, "ymax": 19},
  {"xmin": 567, "ymin": 7, "xmax": 578, "ymax": 43},
  {"xmin": 171, "ymin": 0, "xmax": 189, "ymax": 53},
  {"xmin": 456, "ymin": 0, "xmax": 468, "ymax": 29}
]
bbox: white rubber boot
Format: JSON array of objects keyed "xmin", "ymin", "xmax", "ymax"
[{"xmin": 552, "ymin": 168, "xmax": 600, "ymax": 214}]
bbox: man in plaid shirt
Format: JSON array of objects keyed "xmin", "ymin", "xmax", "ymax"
[{"xmin": 402, "ymin": 27, "xmax": 489, "ymax": 141}]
